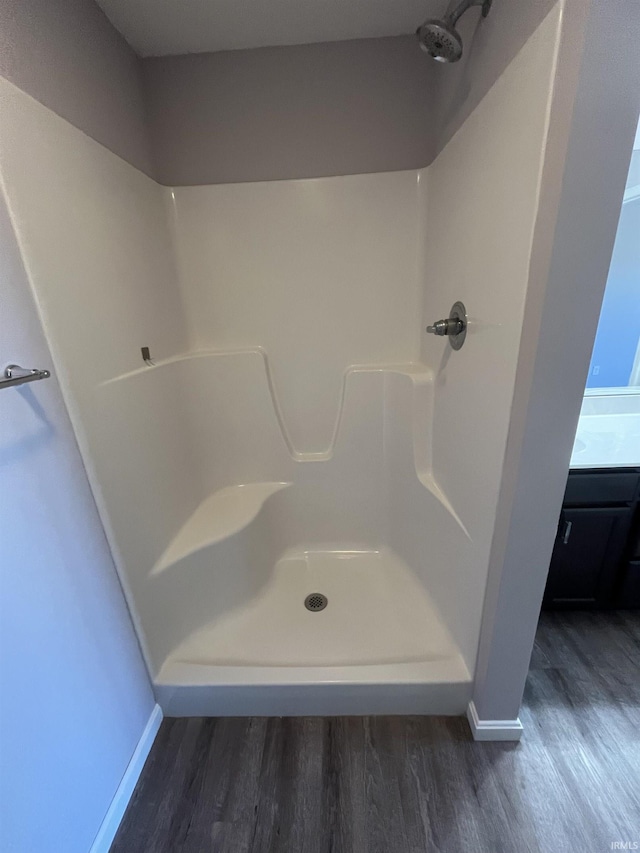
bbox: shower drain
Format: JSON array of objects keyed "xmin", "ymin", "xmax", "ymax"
[{"xmin": 304, "ymin": 593, "xmax": 328, "ymax": 612}]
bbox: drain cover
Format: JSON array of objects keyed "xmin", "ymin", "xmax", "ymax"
[{"xmin": 304, "ymin": 593, "xmax": 328, "ymax": 612}]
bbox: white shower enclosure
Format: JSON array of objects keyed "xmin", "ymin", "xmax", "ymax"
[{"xmin": 0, "ymin": 7, "xmax": 562, "ymax": 715}]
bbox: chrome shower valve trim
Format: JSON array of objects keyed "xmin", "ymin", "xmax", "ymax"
[{"xmin": 426, "ymin": 301, "xmax": 468, "ymax": 350}]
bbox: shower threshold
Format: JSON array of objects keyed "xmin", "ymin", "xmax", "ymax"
[{"xmin": 155, "ymin": 549, "xmax": 471, "ymax": 715}]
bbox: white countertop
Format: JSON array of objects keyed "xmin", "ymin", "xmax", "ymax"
[{"xmin": 570, "ymin": 392, "xmax": 640, "ymax": 469}]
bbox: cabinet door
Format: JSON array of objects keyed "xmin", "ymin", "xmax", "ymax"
[
  {"xmin": 618, "ymin": 561, "xmax": 640, "ymax": 607},
  {"xmin": 543, "ymin": 507, "xmax": 632, "ymax": 608}
]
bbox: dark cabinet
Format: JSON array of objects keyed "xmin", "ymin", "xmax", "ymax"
[
  {"xmin": 543, "ymin": 468, "xmax": 640, "ymax": 610},
  {"xmin": 619, "ymin": 561, "xmax": 640, "ymax": 602},
  {"xmin": 618, "ymin": 522, "xmax": 640, "ymax": 605},
  {"xmin": 543, "ymin": 507, "xmax": 632, "ymax": 607}
]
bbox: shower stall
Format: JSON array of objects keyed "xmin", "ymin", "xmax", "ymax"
[{"xmin": 0, "ymin": 5, "xmax": 563, "ymax": 715}]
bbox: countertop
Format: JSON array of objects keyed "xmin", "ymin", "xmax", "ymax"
[{"xmin": 570, "ymin": 392, "xmax": 640, "ymax": 469}]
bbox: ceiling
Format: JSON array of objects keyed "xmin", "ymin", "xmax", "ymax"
[{"xmin": 96, "ymin": 0, "xmax": 444, "ymax": 57}]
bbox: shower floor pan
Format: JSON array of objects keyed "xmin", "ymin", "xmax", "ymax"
[{"xmin": 155, "ymin": 549, "xmax": 471, "ymax": 716}]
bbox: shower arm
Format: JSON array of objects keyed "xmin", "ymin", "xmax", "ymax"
[{"xmin": 445, "ymin": 0, "xmax": 492, "ymax": 26}]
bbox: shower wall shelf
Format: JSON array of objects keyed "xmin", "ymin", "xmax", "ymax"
[{"xmin": 1, "ymin": 364, "xmax": 51, "ymax": 390}]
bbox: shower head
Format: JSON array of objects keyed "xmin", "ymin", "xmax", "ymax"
[
  {"xmin": 417, "ymin": 19, "xmax": 463, "ymax": 63},
  {"xmin": 417, "ymin": 0, "xmax": 492, "ymax": 63}
]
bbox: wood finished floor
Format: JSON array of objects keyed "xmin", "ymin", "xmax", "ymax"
[{"xmin": 111, "ymin": 611, "xmax": 640, "ymax": 853}]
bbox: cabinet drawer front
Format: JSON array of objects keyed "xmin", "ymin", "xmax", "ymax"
[{"xmin": 564, "ymin": 472, "xmax": 640, "ymax": 506}]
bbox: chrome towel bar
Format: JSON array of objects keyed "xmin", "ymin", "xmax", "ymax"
[{"xmin": 1, "ymin": 363, "xmax": 51, "ymax": 390}]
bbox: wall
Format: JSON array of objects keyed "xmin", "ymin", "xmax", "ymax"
[
  {"xmin": 0, "ymin": 74, "xmax": 428, "ymax": 669},
  {"xmin": 0, "ymin": 79, "xmax": 188, "ymax": 389},
  {"xmin": 96, "ymin": 0, "xmax": 434, "ymax": 56},
  {"xmin": 141, "ymin": 37, "xmax": 436, "ymax": 185},
  {"xmin": 0, "ymin": 0, "xmax": 564, "ymax": 188},
  {"xmin": 628, "ymin": 146, "xmax": 640, "ymax": 189},
  {"xmin": 432, "ymin": 0, "xmax": 558, "ymax": 154},
  {"xmin": 421, "ymin": 1, "xmax": 561, "ymax": 539},
  {"xmin": 417, "ymin": 1, "xmax": 563, "ymax": 677},
  {"xmin": 168, "ymin": 170, "xmax": 423, "ymax": 452},
  {"xmin": 0, "ymin": 0, "xmax": 153, "ymax": 175},
  {"xmin": 0, "ymin": 2, "xmax": 162, "ymax": 846},
  {"xmin": 0, "ymin": 75, "xmax": 195, "ymax": 673},
  {"xmin": 0, "ymin": 0, "xmax": 569, "ymax": 691},
  {"xmin": 138, "ymin": 1, "xmax": 558, "ymax": 186},
  {"xmin": 471, "ymin": 0, "xmax": 640, "ymax": 724},
  {"xmin": 1, "ymin": 0, "xmax": 627, "ymax": 733},
  {"xmin": 587, "ymin": 195, "xmax": 640, "ymax": 388},
  {"xmin": 0, "ymin": 190, "xmax": 154, "ymax": 851}
]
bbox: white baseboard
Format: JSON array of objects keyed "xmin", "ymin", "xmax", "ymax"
[
  {"xmin": 466, "ymin": 700, "xmax": 523, "ymax": 742},
  {"xmin": 89, "ymin": 703, "xmax": 163, "ymax": 853}
]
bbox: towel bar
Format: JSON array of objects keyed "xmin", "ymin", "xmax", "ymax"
[{"xmin": 1, "ymin": 363, "xmax": 51, "ymax": 390}]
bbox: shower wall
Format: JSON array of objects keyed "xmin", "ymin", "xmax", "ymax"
[
  {"xmin": 396, "ymin": 3, "xmax": 563, "ymax": 674},
  {"xmin": 432, "ymin": 0, "xmax": 559, "ymax": 152},
  {"xmin": 0, "ymin": 79, "xmax": 430, "ymax": 672},
  {"xmin": 0, "ymin": 79, "xmax": 193, "ymax": 664},
  {"xmin": 421, "ymin": 2, "xmax": 561, "ymax": 562},
  {"xmin": 167, "ymin": 172, "xmax": 423, "ymax": 454},
  {"xmin": 0, "ymin": 1, "xmax": 563, "ymax": 708}
]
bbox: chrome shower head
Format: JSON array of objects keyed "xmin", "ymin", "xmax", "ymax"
[
  {"xmin": 417, "ymin": 19, "xmax": 463, "ymax": 63},
  {"xmin": 417, "ymin": 0, "xmax": 492, "ymax": 63}
]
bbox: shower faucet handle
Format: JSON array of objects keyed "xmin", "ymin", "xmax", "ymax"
[
  {"xmin": 426, "ymin": 318, "xmax": 463, "ymax": 336},
  {"xmin": 426, "ymin": 301, "xmax": 467, "ymax": 350}
]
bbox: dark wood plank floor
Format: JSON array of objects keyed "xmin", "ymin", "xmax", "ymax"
[{"xmin": 111, "ymin": 611, "xmax": 640, "ymax": 852}]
